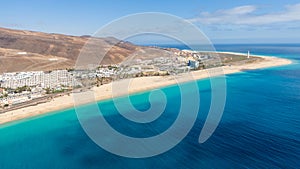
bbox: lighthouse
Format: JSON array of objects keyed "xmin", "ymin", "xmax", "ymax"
[{"xmin": 247, "ymin": 50, "xmax": 250, "ymax": 59}]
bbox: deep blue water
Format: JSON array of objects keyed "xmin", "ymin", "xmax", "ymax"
[{"xmin": 1, "ymin": 44, "xmax": 300, "ymax": 168}]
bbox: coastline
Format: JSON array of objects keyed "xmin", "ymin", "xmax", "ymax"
[{"xmin": 0, "ymin": 54, "xmax": 292, "ymax": 125}]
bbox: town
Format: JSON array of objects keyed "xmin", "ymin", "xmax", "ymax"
[{"xmin": 0, "ymin": 50, "xmax": 242, "ymax": 110}]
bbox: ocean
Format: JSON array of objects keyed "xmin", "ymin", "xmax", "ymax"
[{"xmin": 0, "ymin": 44, "xmax": 300, "ymax": 168}]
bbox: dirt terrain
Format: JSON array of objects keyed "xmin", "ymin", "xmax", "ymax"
[{"xmin": 0, "ymin": 27, "xmax": 176, "ymax": 73}]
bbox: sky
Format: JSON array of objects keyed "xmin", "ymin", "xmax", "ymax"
[{"xmin": 1, "ymin": 0, "xmax": 300, "ymax": 44}]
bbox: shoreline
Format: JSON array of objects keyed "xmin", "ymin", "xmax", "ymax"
[{"xmin": 0, "ymin": 54, "xmax": 293, "ymax": 125}]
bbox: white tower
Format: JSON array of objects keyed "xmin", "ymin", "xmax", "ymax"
[{"xmin": 247, "ymin": 50, "xmax": 250, "ymax": 59}]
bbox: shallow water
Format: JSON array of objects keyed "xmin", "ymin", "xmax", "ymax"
[{"xmin": 1, "ymin": 44, "xmax": 300, "ymax": 168}]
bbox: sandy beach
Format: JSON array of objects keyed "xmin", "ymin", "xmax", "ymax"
[{"xmin": 0, "ymin": 55, "xmax": 293, "ymax": 125}]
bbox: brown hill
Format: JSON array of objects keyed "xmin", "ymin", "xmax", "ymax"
[{"xmin": 0, "ymin": 27, "xmax": 175, "ymax": 73}]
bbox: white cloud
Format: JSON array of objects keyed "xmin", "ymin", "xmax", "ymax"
[
  {"xmin": 221, "ymin": 5, "xmax": 256, "ymax": 15},
  {"xmin": 188, "ymin": 3, "xmax": 300, "ymax": 25}
]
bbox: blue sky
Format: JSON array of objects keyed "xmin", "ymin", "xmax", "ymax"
[{"xmin": 1, "ymin": 0, "xmax": 300, "ymax": 44}]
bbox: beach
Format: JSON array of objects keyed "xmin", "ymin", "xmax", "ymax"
[{"xmin": 0, "ymin": 54, "xmax": 292, "ymax": 125}]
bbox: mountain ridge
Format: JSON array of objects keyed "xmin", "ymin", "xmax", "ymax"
[{"xmin": 0, "ymin": 27, "xmax": 176, "ymax": 73}]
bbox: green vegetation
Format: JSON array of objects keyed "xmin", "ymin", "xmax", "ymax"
[
  {"xmin": 0, "ymin": 93, "xmax": 8, "ymax": 98},
  {"xmin": 14, "ymin": 86, "xmax": 31, "ymax": 93},
  {"xmin": 66, "ymin": 68, "xmax": 75, "ymax": 72},
  {"xmin": 45, "ymin": 87, "xmax": 68, "ymax": 94},
  {"xmin": 107, "ymin": 65, "xmax": 118, "ymax": 70},
  {"xmin": 45, "ymin": 88, "xmax": 51, "ymax": 94}
]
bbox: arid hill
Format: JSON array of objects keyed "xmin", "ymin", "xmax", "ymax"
[{"xmin": 0, "ymin": 27, "xmax": 176, "ymax": 73}]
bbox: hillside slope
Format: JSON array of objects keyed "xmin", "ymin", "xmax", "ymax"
[{"xmin": 0, "ymin": 27, "xmax": 175, "ymax": 73}]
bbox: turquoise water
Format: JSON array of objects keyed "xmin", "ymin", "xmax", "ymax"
[{"xmin": 1, "ymin": 44, "xmax": 300, "ymax": 168}]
